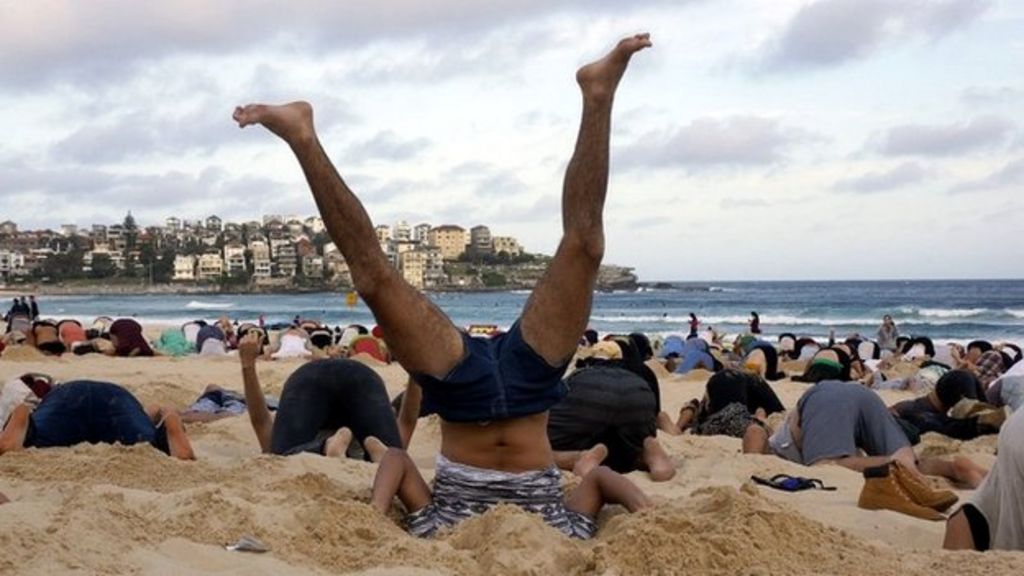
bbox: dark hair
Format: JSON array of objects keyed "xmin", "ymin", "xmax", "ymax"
[
  {"xmin": 935, "ymin": 370, "xmax": 979, "ymax": 410},
  {"xmin": 905, "ymin": 336, "xmax": 935, "ymax": 358},
  {"xmin": 967, "ymin": 340, "xmax": 993, "ymax": 354},
  {"xmin": 751, "ymin": 311, "xmax": 759, "ymax": 318},
  {"xmin": 689, "ymin": 313, "xmax": 697, "ymax": 321},
  {"xmin": 628, "ymin": 332, "xmax": 653, "ymax": 360}
]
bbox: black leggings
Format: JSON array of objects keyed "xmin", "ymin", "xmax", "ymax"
[{"xmin": 270, "ymin": 359, "xmax": 401, "ymax": 457}]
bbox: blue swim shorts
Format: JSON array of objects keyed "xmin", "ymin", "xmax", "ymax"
[{"xmin": 412, "ymin": 320, "xmax": 569, "ymax": 423}]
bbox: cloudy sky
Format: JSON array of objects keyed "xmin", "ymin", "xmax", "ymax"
[{"xmin": 2, "ymin": 0, "xmax": 1021, "ymax": 281}]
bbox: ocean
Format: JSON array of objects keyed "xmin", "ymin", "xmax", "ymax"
[{"xmin": 27, "ymin": 279, "xmax": 1024, "ymax": 344}]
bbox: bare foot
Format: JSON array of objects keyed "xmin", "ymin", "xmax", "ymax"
[
  {"xmin": 573, "ymin": 443, "xmax": 608, "ymax": 477},
  {"xmin": 162, "ymin": 411, "xmax": 196, "ymax": 460},
  {"xmin": 576, "ymin": 33, "xmax": 652, "ymax": 102},
  {"xmin": 232, "ymin": 101, "xmax": 315, "ymax": 145},
  {"xmin": 0, "ymin": 404, "xmax": 30, "ymax": 455},
  {"xmin": 363, "ymin": 436, "xmax": 389, "ymax": 463},
  {"xmin": 324, "ymin": 427, "xmax": 353, "ymax": 458},
  {"xmin": 643, "ymin": 437, "xmax": 676, "ymax": 482},
  {"xmin": 656, "ymin": 411, "xmax": 680, "ymax": 436}
]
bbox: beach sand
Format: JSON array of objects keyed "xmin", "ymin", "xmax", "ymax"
[{"xmin": 1, "ymin": 347, "xmax": 1022, "ymax": 575}]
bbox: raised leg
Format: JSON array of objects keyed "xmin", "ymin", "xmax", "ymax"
[
  {"xmin": 233, "ymin": 103, "xmax": 463, "ymax": 378},
  {"xmin": 565, "ymin": 465, "xmax": 651, "ymax": 518},
  {"xmin": 520, "ymin": 34, "xmax": 652, "ymax": 365},
  {"xmin": 371, "ymin": 447, "xmax": 432, "ymax": 514}
]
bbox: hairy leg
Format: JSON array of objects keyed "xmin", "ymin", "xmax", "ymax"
[
  {"xmin": 565, "ymin": 465, "xmax": 651, "ymax": 518},
  {"xmin": 0, "ymin": 404, "xmax": 30, "ymax": 455},
  {"xmin": 642, "ymin": 436, "xmax": 676, "ymax": 482},
  {"xmin": 233, "ymin": 103, "xmax": 463, "ymax": 378},
  {"xmin": 371, "ymin": 448, "xmax": 432, "ymax": 514},
  {"xmin": 520, "ymin": 34, "xmax": 652, "ymax": 365}
]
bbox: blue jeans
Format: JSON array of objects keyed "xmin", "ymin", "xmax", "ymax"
[
  {"xmin": 412, "ymin": 320, "xmax": 569, "ymax": 423},
  {"xmin": 26, "ymin": 380, "xmax": 166, "ymax": 453},
  {"xmin": 270, "ymin": 359, "xmax": 401, "ymax": 457}
]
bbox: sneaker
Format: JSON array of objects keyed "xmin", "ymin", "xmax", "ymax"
[
  {"xmin": 857, "ymin": 464, "xmax": 944, "ymax": 521},
  {"xmin": 890, "ymin": 461, "xmax": 958, "ymax": 512}
]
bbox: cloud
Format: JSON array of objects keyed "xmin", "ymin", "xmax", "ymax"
[
  {"xmin": 949, "ymin": 158, "xmax": 1024, "ymax": 193},
  {"xmin": 757, "ymin": 0, "xmax": 990, "ymax": 72},
  {"xmin": 617, "ymin": 116, "xmax": 813, "ymax": 171},
  {"xmin": 875, "ymin": 116, "xmax": 1014, "ymax": 156},
  {"xmin": 342, "ymin": 131, "xmax": 431, "ymax": 164},
  {"xmin": 960, "ymin": 86, "xmax": 1024, "ymax": 106},
  {"xmin": 834, "ymin": 161, "xmax": 929, "ymax": 193},
  {"xmin": 0, "ymin": 1, "xmax": 677, "ymax": 89}
]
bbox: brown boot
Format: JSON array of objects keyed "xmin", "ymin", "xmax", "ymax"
[
  {"xmin": 890, "ymin": 461, "xmax": 958, "ymax": 512},
  {"xmin": 857, "ymin": 464, "xmax": 944, "ymax": 521}
]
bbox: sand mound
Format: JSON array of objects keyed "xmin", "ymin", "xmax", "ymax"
[{"xmin": 0, "ymin": 345, "xmax": 47, "ymax": 361}]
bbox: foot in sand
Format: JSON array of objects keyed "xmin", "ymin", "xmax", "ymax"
[
  {"xmin": 573, "ymin": 443, "xmax": 609, "ymax": 478},
  {"xmin": 162, "ymin": 411, "xmax": 196, "ymax": 460},
  {"xmin": 324, "ymin": 427, "xmax": 353, "ymax": 458},
  {"xmin": 363, "ymin": 435, "xmax": 388, "ymax": 463},
  {"xmin": 232, "ymin": 101, "xmax": 315, "ymax": 145},
  {"xmin": 0, "ymin": 404, "xmax": 30, "ymax": 455},
  {"xmin": 576, "ymin": 33, "xmax": 652, "ymax": 102},
  {"xmin": 643, "ymin": 437, "xmax": 676, "ymax": 482}
]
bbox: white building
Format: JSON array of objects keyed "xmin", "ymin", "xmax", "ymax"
[
  {"xmin": 223, "ymin": 243, "xmax": 247, "ymax": 275},
  {"xmin": 413, "ymin": 223, "xmax": 432, "ymax": 243},
  {"xmin": 249, "ymin": 239, "xmax": 272, "ymax": 279},
  {"xmin": 394, "ymin": 220, "xmax": 412, "ymax": 242},
  {"xmin": 173, "ymin": 255, "xmax": 196, "ymax": 281},
  {"xmin": 0, "ymin": 250, "xmax": 26, "ymax": 280},
  {"xmin": 197, "ymin": 253, "xmax": 224, "ymax": 281}
]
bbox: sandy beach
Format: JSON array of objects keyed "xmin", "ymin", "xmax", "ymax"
[{"xmin": 0, "ymin": 341, "xmax": 1021, "ymax": 576}]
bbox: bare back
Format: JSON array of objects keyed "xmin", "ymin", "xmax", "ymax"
[{"xmin": 440, "ymin": 412, "xmax": 554, "ymax": 472}]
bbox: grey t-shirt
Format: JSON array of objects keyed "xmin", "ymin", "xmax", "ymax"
[{"xmin": 794, "ymin": 380, "xmax": 910, "ymax": 465}]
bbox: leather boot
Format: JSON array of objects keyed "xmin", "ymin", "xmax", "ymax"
[
  {"xmin": 857, "ymin": 463, "xmax": 944, "ymax": 521},
  {"xmin": 890, "ymin": 460, "xmax": 958, "ymax": 512}
]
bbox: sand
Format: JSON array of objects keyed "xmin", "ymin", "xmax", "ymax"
[{"xmin": 1, "ymin": 346, "xmax": 1023, "ymax": 575}]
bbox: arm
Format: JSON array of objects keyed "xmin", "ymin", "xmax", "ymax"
[
  {"xmin": 238, "ymin": 333, "xmax": 273, "ymax": 452},
  {"xmin": 397, "ymin": 379, "xmax": 422, "ymax": 448}
]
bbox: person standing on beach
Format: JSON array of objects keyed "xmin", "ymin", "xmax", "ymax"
[
  {"xmin": 233, "ymin": 33, "xmax": 654, "ymax": 538},
  {"xmin": 688, "ymin": 312, "xmax": 699, "ymax": 338},
  {"xmin": 28, "ymin": 295, "xmax": 39, "ymax": 321},
  {"xmin": 748, "ymin": 311, "xmax": 761, "ymax": 335},
  {"xmin": 877, "ymin": 315, "xmax": 899, "ymax": 353}
]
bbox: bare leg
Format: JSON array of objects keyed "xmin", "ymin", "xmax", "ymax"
[
  {"xmin": 642, "ymin": 437, "xmax": 676, "ymax": 482},
  {"xmin": 519, "ymin": 34, "xmax": 652, "ymax": 365},
  {"xmin": 0, "ymin": 404, "xmax": 30, "ymax": 455},
  {"xmin": 943, "ymin": 510, "xmax": 977, "ymax": 550},
  {"xmin": 574, "ymin": 444, "xmax": 609, "ymax": 477},
  {"xmin": 742, "ymin": 423, "xmax": 769, "ymax": 454},
  {"xmin": 656, "ymin": 411, "xmax": 680, "ymax": 435},
  {"xmin": 919, "ymin": 456, "xmax": 987, "ymax": 489},
  {"xmin": 233, "ymin": 103, "xmax": 463, "ymax": 378},
  {"xmin": 371, "ymin": 448, "xmax": 432, "ymax": 514},
  {"xmin": 363, "ymin": 435, "xmax": 388, "ymax": 463},
  {"xmin": 161, "ymin": 411, "xmax": 196, "ymax": 460},
  {"xmin": 565, "ymin": 465, "xmax": 651, "ymax": 518},
  {"xmin": 324, "ymin": 427, "xmax": 353, "ymax": 458}
]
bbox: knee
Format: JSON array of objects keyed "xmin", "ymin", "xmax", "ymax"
[{"xmin": 561, "ymin": 232, "xmax": 605, "ymax": 265}]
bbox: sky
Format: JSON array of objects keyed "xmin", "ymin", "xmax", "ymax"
[{"xmin": 1, "ymin": 0, "xmax": 1022, "ymax": 281}]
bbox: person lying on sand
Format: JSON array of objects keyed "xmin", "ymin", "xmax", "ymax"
[
  {"xmin": 889, "ymin": 369, "xmax": 1003, "ymax": 440},
  {"xmin": 944, "ymin": 405, "xmax": 1024, "ymax": 551},
  {"xmin": 237, "ymin": 333, "xmax": 401, "ymax": 458},
  {"xmin": 744, "ymin": 380, "xmax": 986, "ymax": 519},
  {"xmin": 661, "ymin": 369, "xmax": 785, "ymax": 453},
  {"xmin": 233, "ymin": 33, "xmax": 654, "ymax": 539},
  {"xmin": 546, "ymin": 337, "xmax": 675, "ymax": 482},
  {"xmin": 0, "ymin": 379, "xmax": 194, "ymax": 460}
]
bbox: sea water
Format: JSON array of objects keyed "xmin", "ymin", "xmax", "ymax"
[{"xmin": 30, "ymin": 279, "xmax": 1024, "ymax": 344}]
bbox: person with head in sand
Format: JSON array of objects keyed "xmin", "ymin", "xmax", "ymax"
[
  {"xmin": 237, "ymin": 332, "xmax": 401, "ymax": 459},
  {"xmin": 0, "ymin": 380, "xmax": 194, "ymax": 460},
  {"xmin": 233, "ymin": 33, "xmax": 653, "ymax": 539},
  {"xmin": 746, "ymin": 380, "xmax": 986, "ymax": 520}
]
